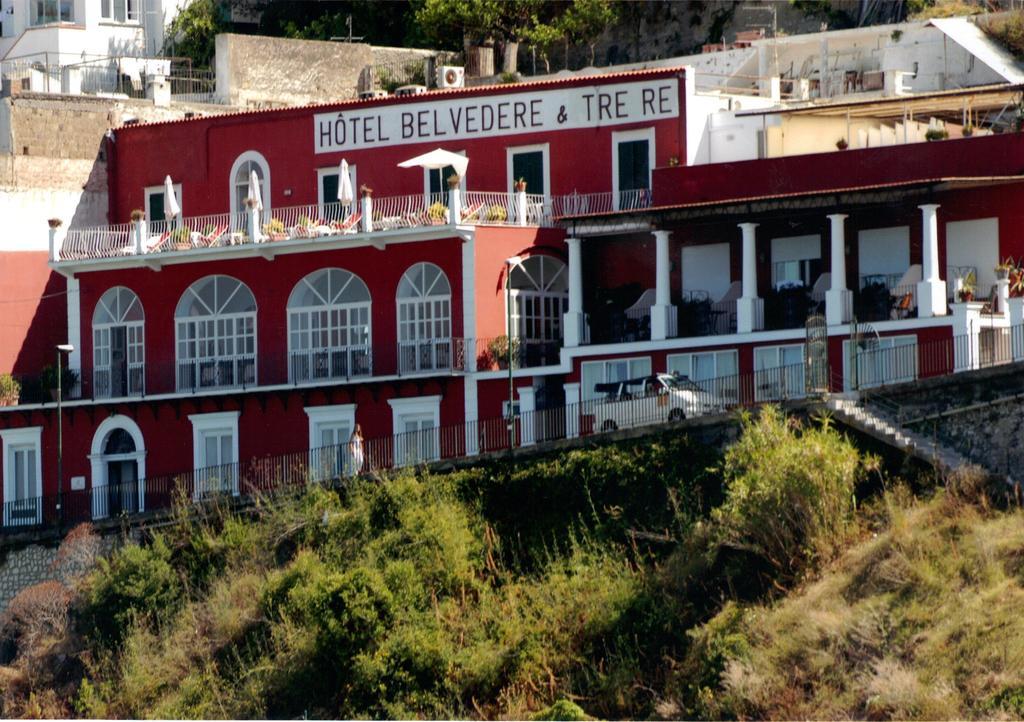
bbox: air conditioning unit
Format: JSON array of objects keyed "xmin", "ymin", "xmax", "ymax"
[
  {"xmin": 436, "ymin": 65, "xmax": 465, "ymax": 89},
  {"xmin": 394, "ymin": 84, "xmax": 427, "ymax": 97},
  {"xmin": 358, "ymin": 89, "xmax": 388, "ymax": 101}
]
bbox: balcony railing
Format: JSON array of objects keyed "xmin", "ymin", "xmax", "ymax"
[
  {"xmin": 57, "ymin": 192, "xmax": 555, "ymax": 264},
  {"xmin": 550, "ymin": 189, "xmax": 653, "ymax": 217},
  {"xmin": 289, "ymin": 346, "xmax": 372, "ymax": 384}
]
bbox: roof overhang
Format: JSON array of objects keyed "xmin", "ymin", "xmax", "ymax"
[{"xmin": 559, "ymin": 176, "xmax": 1024, "ymax": 235}]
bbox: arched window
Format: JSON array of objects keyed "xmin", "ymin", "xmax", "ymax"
[
  {"xmin": 175, "ymin": 276, "xmax": 257, "ymax": 391},
  {"xmin": 92, "ymin": 286, "xmax": 144, "ymax": 398},
  {"xmin": 229, "ymin": 150, "xmax": 271, "ymax": 223},
  {"xmin": 508, "ymin": 255, "xmax": 568, "ymax": 343},
  {"xmin": 397, "ymin": 263, "xmax": 452, "ymax": 374},
  {"xmin": 288, "ymin": 269, "xmax": 372, "ymax": 382}
]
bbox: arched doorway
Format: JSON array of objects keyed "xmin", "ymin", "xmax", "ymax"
[{"xmin": 89, "ymin": 416, "xmax": 146, "ymax": 519}]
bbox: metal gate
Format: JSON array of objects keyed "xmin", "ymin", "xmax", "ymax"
[{"xmin": 805, "ymin": 313, "xmax": 829, "ymax": 393}]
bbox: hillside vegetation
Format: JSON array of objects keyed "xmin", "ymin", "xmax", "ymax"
[{"xmin": 1, "ymin": 407, "xmax": 1019, "ymax": 719}]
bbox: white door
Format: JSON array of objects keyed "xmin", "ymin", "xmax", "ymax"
[
  {"xmin": 396, "ymin": 414, "xmax": 437, "ymax": 466},
  {"xmin": 7, "ymin": 446, "xmax": 39, "ymax": 526},
  {"xmin": 313, "ymin": 420, "xmax": 352, "ymax": 480},
  {"xmin": 197, "ymin": 429, "xmax": 237, "ymax": 496}
]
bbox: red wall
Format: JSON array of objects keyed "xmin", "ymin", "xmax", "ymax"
[
  {"xmin": 75, "ymin": 236, "xmax": 466, "ymax": 394},
  {"xmin": 653, "ymin": 132, "xmax": 1024, "ymax": 206},
  {"xmin": 109, "ymin": 70, "xmax": 687, "ymax": 224},
  {"xmin": 0, "ymin": 255, "xmax": 66, "ymax": 375}
]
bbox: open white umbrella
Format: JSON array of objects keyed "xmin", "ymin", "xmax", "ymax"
[
  {"xmin": 247, "ymin": 169, "xmax": 263, "ymax": 212},
  {"xmin": 337, "ymin": 158, "xmax": 354, "ymax": 207},
  {"xmin": 164, "ymin": 174, "xmax": 181, "ymax": 219},
  {"xmin": 397, "ymin": 148, "xmax": 469, "ymax": 179}
]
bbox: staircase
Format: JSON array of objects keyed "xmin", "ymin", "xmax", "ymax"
[{"xmin": 825, "ymin": 396, "xmax": 972, "ymax": 475}]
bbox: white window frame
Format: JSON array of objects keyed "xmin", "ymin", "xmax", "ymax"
[
  {"xmin": 611, "ymin": 127, "xmax": 655, "ymax": 211},
  {"xmin": 580, "ymin": 356, "xmax": 652, "ymax": 402},
  {"xmin": 842, "ymin": 335, "xmax": 918, "ymax": 391},
  {"xmin": 100, "ymin": 0, "xmax": 140, "ymax": 22},
  {"xmin": 92, "ymin": 286, "xmax": 145, "ymax": 399},
  {"xmin": 388, "ymin": 395, "xmax": 441, "ymax": 466},
  {"xmin": 506, "ymin": 143, "xmax": 551, "ymax": 200},
  {"xmin": 174, "ymin": 276, "xmax": 258, "ymax": 392},
  {"xmin": 287, "ymin": 269, "xmax": 372, "ymax": 383},
  {"xmin": 508, "ymin": 255, "xmax": 569, "ymax": 343},
  {"xmin": 305, "ymin": 403, "xmax": 357, "ymax": 480},
  {"xmin": 30, "ymin": 0, "xmax": 72, "ymax": 25},
  {"xmin": 667, "ymin": 349, "xmax": 740, "ymax": 403},
  {"xmin": 88, "ymin": 415, "xmax": 146, "ymax": 519},
  {"xmin": 229, "ymin": 150, "xmax": 271, "ymax": 223},
  {"xmin": 317, "ymin": 165, "xmax": 358, "ymax": 206},
  {"xmin": 144, "ymin": 183, "xmax": 182, "ymax": 225},
  {"xmin": 2, "ymin": 427, "xmax": 42, "ymax": 527},
  {"xmin": 397, "ymin": 263, "xmax": 452, "ymax": 374},
  {"xmin": 753, "ymin": 344, "xmax": 806, "ymax": 401},
  {"xmin": 422, "ymin": 150, "xmax": 466, "ymax": 200},
  {"xmin": 189, "ymin": 411, "xmax": 240, "ymax": 498}
]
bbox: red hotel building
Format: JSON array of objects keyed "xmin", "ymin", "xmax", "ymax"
[{"xmin": 1, "ymin": 66, "xmax": 1023, "ymax": 527}]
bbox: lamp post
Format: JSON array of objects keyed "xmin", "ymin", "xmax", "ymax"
[
  {"xmin": 505, "ymin": 256, "xmax": 522, "ymax": 452},
  {"xmin": 56, "ymin": 343, "xmax": 73, "ymax": 524}
]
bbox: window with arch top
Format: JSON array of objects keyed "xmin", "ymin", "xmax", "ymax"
[
  {"xmin": 508, "ymin": 255, "xmax": 568, "ymax": 344},
  {"xmin": 92, "ymin": 286, "xmax": 145, "ymax": 398},
  {"xmin": 230, "ymin": 151, "xmax": 271, "ymax": 223},
  {"xmin": 288, "ymin": 268, "xmax": 373, "ymax": 382},
  {"xmin": 397, "ymin": 262, "xmax": 452, "ymax": 374},
  {"xmin": 175, "ymin": 275, "xmax": 257, "ymax": 391}
]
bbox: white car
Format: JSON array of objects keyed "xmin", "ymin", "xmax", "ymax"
[{"xmin": 591, "ymin": 373, "xmax": 724, "ymax": 432}]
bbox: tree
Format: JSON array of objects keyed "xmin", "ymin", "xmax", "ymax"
[
  {"xmin": 162, "ymin": 0, "xmax": 230, "ymax": 68},
  {"xmin": 560, "ymin": 0, "xmax": 618, "ymax": 67}
]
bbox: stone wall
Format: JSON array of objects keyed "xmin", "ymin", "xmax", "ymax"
[
  {"xmin": 215, "ymin": 33, "xmax": 373, "ymax": 107},
  {"xmin": 0, "ymin": 534, "xmax": 119, "ymax": 611}
]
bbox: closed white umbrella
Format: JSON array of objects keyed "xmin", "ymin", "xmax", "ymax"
[
  {"xmin": 164, "ymin": 175, "xmax": 180, "ymax": 219},
  {"xmin": 337, "ymin": 158, "xmax": 354, "ymax": 207},
  {"xmin": 247, "ymin": 169, "xmax": 263, "ymax": 212},
  {"xmin": 397, "ymin": 148, "xmax": 469, "ymax": 179}
]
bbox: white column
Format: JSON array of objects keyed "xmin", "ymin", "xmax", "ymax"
[
  {"xmin": 819, "ymin": 38, "xmax": 830, "ymax": 98},
  {"xmin": 563, "ymin": 382, "xmax": 581, "ymax": 439},
  {"xmin": 736, "ymin": 222, "xmax": 763, "ymax": 333},
  {"xmin": 1009, "ymin": 297, "xmax": 1024, "ymax": 361},
  {"xmin": 563, "ymin": 237, "xmax": 586, "ymax": 347},
  {"xmin": 516, "ymin": 190, "xmax": 528, "ymax": 226},
  {"xmin": 650, "ymin": 230, "xmax": 677, "ymax": 340},
  {"xmin": 134, "ymin": 220, "xmax": 145, "ymax": 254},
  {"xmin": 464, "ymin": 376, "xmax": 479, "ymax": 456},
  {"xmin": 916, "ymin": 204, "xmax": 947, "ymax": 317},
  {"xmin": 48, "ymin": 225, "xmax": 59, "ymax": 262},
  {"xmin": 66, "ymin": 276, "xmax": 81, "ymax": 375},
  {"xmin": 361, "ymin": 193, "xmax": 373, "ymax": 233},
  {"xmin": 825, "ymin": 213, "xmax": 852, "ymax": 325},
  {"xmin": 951, "ymin": 301, "xmax": 983, "ymax": 371},
  {"xmin": 518, "ymin": 386, "xmax": 536, "ymax": 446},
  {"xmin": 997, "ymin": 277, "xmax": 1010, "ymax": 316},
  {"xmin": 448, "ymin": 186, "xmax": 462, "ymax": 224}
]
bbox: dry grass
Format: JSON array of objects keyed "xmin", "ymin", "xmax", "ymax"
[{"xmin": 693, "ymin": 481, "xmax": 1024, "ymax": 719}]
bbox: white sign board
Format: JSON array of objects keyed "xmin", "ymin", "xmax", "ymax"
[
  {"xmin": 70, "ymin": 475, "xmax": 86, "ymax": 491},
  {"xmin": 314, "ymin": 78, "xmax": 679, "ymax": 153}
]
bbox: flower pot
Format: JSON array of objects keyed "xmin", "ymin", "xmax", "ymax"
[{"xmin": 997, "ymin": 268, "xmax": 1010, "ymax": 281}]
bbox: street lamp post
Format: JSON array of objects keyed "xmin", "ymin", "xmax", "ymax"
[
  {"xmin": 505, "ymin": 256, "xmax": 522, "ymax": 453},
  {"xmin": 56, "ymin": 343, "xmax": 73, "ymax": 524}
]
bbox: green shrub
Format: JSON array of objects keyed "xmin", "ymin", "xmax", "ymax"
[
  {"xmin": 77, "ymin": 535, "xmax": 182, "ymax": 648},
  {"xmin": 713, "ymin": 406, "xmax": 866, "ymax": 585},
  {"xmin": 532, "ymin": 698, "xmax": 592, "ymax": 720}
]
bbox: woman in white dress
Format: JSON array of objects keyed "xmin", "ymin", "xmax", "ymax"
[{"xmin": 349, "ymin": 424, "xmax": 365, "ymax": 475}]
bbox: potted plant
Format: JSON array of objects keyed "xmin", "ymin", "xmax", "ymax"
[
  {"xmin": 47, "ymin": 218, "xmax": 62, "ymax": 229},
  {"xmin": 925, "ymin": 128, "xmax": 949, "ymax": 141},
  {"xmin": 996, "ymin": 259, "xmax": 1014, "ymax": 280},
  {"xmin": 41, "ymin": 364, "xmax": 78, "ymax": 401},
  {"xmin": 836, "ymin": 138, "xmax": 848, "ymax": 150},
  {"xmin": 244, "ymin": 197, "xmax": 259, "ymax": 210},
  {"xmin": 485, "ymin": 204, "xmax": 508, "ymax": 222},
  {"xmin": 130, "ymin": 208, "xmax": 145, "ymax": 222},
  {"xmin": 957, "ymin": 270, "xmax": 977, "ymax": 302},
  {"xmin": 447, "ymin": 173, "xmax": 461, "ymax": 190},
  {"xmin": 514, "ymin": 177, "xmax": 527, "ymax": 192},
  {"xmin": 0, "ymin": 373, "xmax": 20, "ymax": 406},
  {"xmin": 427, "ymin": 201, "xmax": 448, "ymax": 224},
  {"xmin": 360, "ymin": 184, "xmax": 373, "ymax": 197},
  {"xmin": 262, "ymin": 217, "xmax": 287, "ymax": 241},
  {"xmin": 169, "ymin": 226, "xmax": 191, "ymax": 250},
  {"xmin": 487, "ymin": 335, "xmax": 520, "ymax": 370}
]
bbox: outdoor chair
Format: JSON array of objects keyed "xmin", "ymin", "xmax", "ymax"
[
  {"xmin": 330, "ymin": 212, "xmax": 362, "ymax": 234},
  {"xmin": 461, "ymin": 202, "xmax": 484, "ymax": 221}
]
